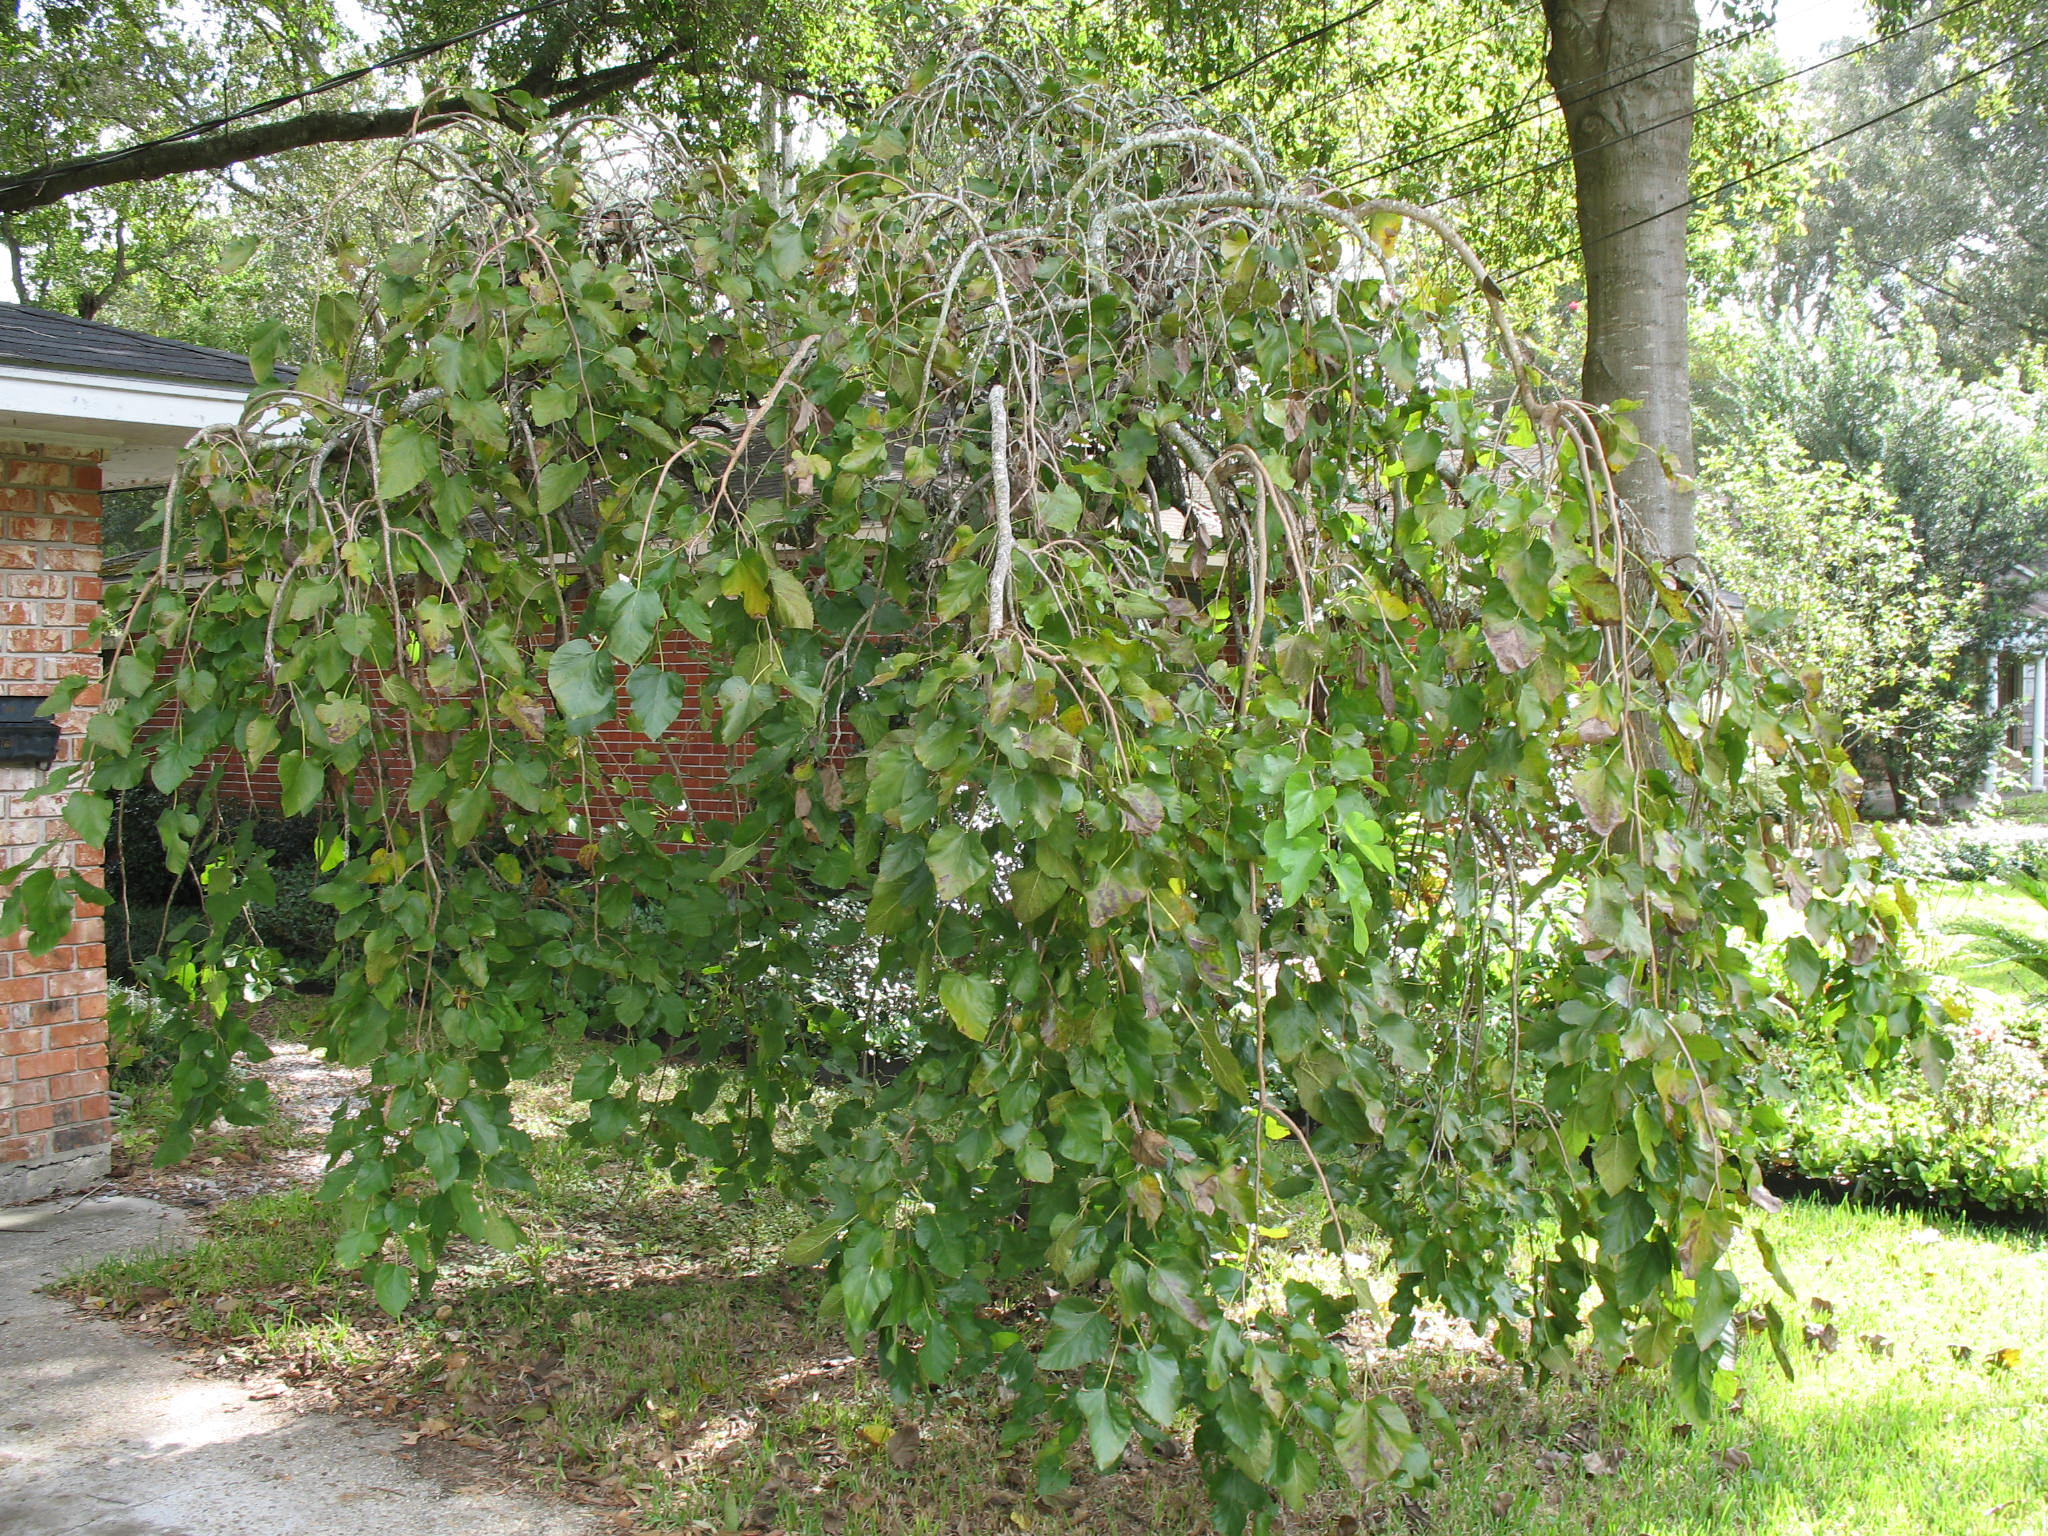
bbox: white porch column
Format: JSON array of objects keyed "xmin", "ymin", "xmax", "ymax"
[{"xmin": 2033, "ymin": 655, "xmax": 2045, "ymax": 792}]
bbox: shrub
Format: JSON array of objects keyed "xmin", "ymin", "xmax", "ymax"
[
  {"xmin": 1768, "ymin": 980, "xmax": 2048, "ymax": 1218},
  {"xmin": 1783, "ymin": 1099, "xmax": 2048, "ymax": 1219},
  {"xmin": 107, "ymin": 980, "xmax": 185, "ymax": 1086}
]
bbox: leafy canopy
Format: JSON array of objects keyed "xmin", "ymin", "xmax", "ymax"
[{"xmin": 15, "ymin": 53, "xmax": 1937, "ymax": 1534}]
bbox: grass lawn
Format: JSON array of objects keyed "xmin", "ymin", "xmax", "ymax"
[
  {"xmin": 1998, "ymin": 793, "xmax": 2048, "ymax": 827},
  {"xmin": 1913, "ymin": 880, "xmax": 2048, "ymax": 1004},
  {"xmin": 63, "ymin": 1080, "xmax": 2048, "ymax": 1536}
]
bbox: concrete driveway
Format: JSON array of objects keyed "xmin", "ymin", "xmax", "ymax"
[{"xmin": 0, "ymin": 1194, "xmax": 601, "ymax": 1536}]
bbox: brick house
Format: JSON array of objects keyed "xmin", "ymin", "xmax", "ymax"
[{"xmin": 0, "ymin": 302, "xmax": 255, "ymax": 1204}]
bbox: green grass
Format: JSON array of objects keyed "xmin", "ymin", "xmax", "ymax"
[
  {"xmin": 1999, "ymin": 793, "xmax": 2048, "ymax": 827},
  {"xmin": 1916, "ymin": 881, "xmax": 2048, "ymax": 1001},
  {"xmin": 64, "ymin": 1126, "xmax": 2048, "ymax": 1535}
]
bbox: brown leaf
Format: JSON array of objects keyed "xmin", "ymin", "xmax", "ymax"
[
  {"xmin": 1668, "ymin": 1422, "xmax": 1693, "ymax": 1440},
  {"xmin": 1808, "ymin": 1296, "xmax": 1835, "ymax": 1317},
  {"xmin": 1858, "ymin": 1333, "xmax": 1894, "ymax": 1359},
  {"xmin": 1482, "ymin": 621, "xmax": 1537, "ymax": 673},
  {"xmin": 1950, "ymin": 1344, "xmax": 1974, "ymax": 1364},
  {"xmin": 1581, "ymin": 1448, "xmax": 1624, "ymax": 1476},
  {"xmin": 1489, "ymin": 1492, "xmax": 1514, "ymax": 1518},
  {"xmin": 1802, "ymin": 1322, "xmax": 1838, "ymax": 1355},
  {"xmin": 1132, "ymin": 1128, "xmax": 1169, "ymax": 1168},
  {"xmin": 1716, "ymin": 1446, "xmax": 1753, "ymax": 1474},
  {"xmin": 885, "ymin": 1425, "xmax": 920, "ymax": 1471}
]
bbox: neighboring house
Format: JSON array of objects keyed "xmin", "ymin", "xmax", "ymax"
[
  {"xmin": 0, "ymin": 302, "xmax": 255, "ymax": 1204},
  {"xmin": 1989, "ymin": 588, "xmax": 2048, "ymax": 797}
]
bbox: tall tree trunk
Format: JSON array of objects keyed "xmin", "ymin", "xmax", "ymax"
[{"xmin": 1543, "ymin": 0, "xmax": 1698, "ymax": 562}]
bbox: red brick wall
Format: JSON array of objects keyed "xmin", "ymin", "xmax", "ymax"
[
  {"xmin": 173, "ymin": 630, "xmax": 756, "ymax": 831},
  {"xmin": 0, "ymin": 440, "xmax": 110, "ymax": 1205}
]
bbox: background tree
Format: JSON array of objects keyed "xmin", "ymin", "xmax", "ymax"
[
  {"xmin": 1769, "ymin": 19, "xmax": 2048, "ymax": 376},
  {"xmin": 1695, "ymin": 427, "xmax": 1989, "ymax": 813}
]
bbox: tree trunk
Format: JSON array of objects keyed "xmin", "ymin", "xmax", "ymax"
[{"xmin": 1543, "ymin": 0, "xmax": 1698, "ymax": 562}]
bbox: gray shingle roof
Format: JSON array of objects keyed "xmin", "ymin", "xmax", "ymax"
[{"xmin": 0, "ymin": 301, "xmax": 256, "ymax": 389}]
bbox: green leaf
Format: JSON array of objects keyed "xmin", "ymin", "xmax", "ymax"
[
  {"xmin": 372, "ymin": 1261, "xmax": 413, "ymax": 1317},
  {"xmin": 1040, "ymin": 482, "xmax": 1085, "ymax": 533},
  {"xmin": 1010, "ymin": 864, "xmax": 1067, "ymax": 923},
  {"xmin": 1075, "ymin": 1383, "xmax": 1132, "ymax": 1471},
  {"xmin": 528, "ymin": 380, "xmax": 577, "ymax": 426},
  {"xmin": 276, "ymin": 753, "xmax": 323, "ymax": 818},
  {"xmin": 1134, "ymin": 1345, "xmax": 1182, "ymax": 1424},
  {"xmin": 246, "ymin": 319, "xmax": 290, "ymax": 384},
  {"xmin": 783, "ymin": 1217, "xmax": 847, "ymax": 1267},
  {"xmin": 1593, "ymin": 1132, "xmax": 1637, "ymax": 1197},
  {"xmin": 536, "ymin": 458, "xmax": 589, "ymax": 515},
  {"xmin": 547, "ymin": 639, "xmax": 614, "ymax": 725},
  {"xmin": 766, "ymin": 566, "xmax": 814, "ymax": 630},
  {"xmin": 216, "ymin": 234, "xmax": 260, "ymax": 273},
  {"xmin": 768, "ymin": 221, "xmax": 808, "ymax": 281},
  {"xmin": 602, "ymin": 580, "xmax": 665, "ymax": 664},
  {"xmin": 1086, "ymin": 866, "xmax": 1146, "ymax": 927},
  {"xmin": 1333, "ymin": 1395, "xmax": 1422, "ymax": 1487},
  {"xmin": 925, "ymin": 824, "xmax": 992, "ymax": 902},
  {"xmin": 1570, "ymin": 760, "xmax": 1628, "ymax": 838},
  {"xmin": 1782, "ymin": 936, "xmax": 1826, "ymax": 1000},
  {"xmin": 377, "ymin": 423, "xmax": 437, "ymax": 500},
  {"xmin": 938, "ymin": 972, "xmax": 998, "ymax": 1041},
  {"xmin": 447, "ymin": 783, "xmax": 490, "ymax": 846},
  {"xmin": 1194, "ymin": 1014, "xmax": 1249, "ymax": 1103},
  {"xmin": 63, "ymin": 792, "xmax": 111, "ymax": 847},
  {"xmin": 1040, "ymin": 1299, "xmax": 1114, "ymax": 1370},
  {"xmin": 625, "ymin": 665, "xmax": 685, "ymax": 739}
]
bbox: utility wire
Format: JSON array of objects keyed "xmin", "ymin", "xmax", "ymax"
[
  {"xmin": 1338, "ymin": 0, "xmax": 1985, "ymax": 196},
  {"xmin": 1502, "ymin": 28, "xmax": 2048, "ymax": 284},
  {"xmin": 1196, "ymin": 0, "xmax": 1390, "ymax": 94},
  {"xmin": 1407, "ymin": 0, "xmax": 1989, "ymax": 207},
  {"xmin": 1265, "ymin": 0, "xmax": 1543, "ymax": 139},
  {"xmin": 1331, "ymin": 4, "xmax": 1782, "ymax": 187},
  {"xmin": 0, "ymin": 0, "xmax": 578, "ymax": 195}
]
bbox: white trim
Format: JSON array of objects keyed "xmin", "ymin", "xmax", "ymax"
[{"xmin": 0, "ymin": 362, "xmax": 250, "ymax": 434}]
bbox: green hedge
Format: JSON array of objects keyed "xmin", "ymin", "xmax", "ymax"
[{"xmin": 1781, "ymin": 1100, "xmax": 2048, "ymax": 1219}]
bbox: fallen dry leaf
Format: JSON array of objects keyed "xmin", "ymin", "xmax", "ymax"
[
  {"xmin": 1808, "ymin": 1296, "xmax": 1835, "ymax": 1317},
  {"xmin": 1581, "ymin": 1449, "xmax": 1624, "ymax": 1477},
  {"xmin": 1858, "ymin": 1333, "xmax": 1894, "ymax": 1359},
  {"xmin": 1716, "ymin": 1446, "xmax": 1753, "ymax": 1474},
  {"xmin": 1802, "ymin": 1322, "xmax": 1839, "ymax": 1354},
  {"xmin": 885, "ymin": 1425, "xmax": 920, "ymax": 1471},
  {"xmin": 1990, "ymin": 1347, "xmax": 2023, "ymax": 1371}
]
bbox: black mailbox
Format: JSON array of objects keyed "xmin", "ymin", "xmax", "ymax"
[{"xmin": 0, "ymin": 696, "xmax": 60, "ymax": 768}]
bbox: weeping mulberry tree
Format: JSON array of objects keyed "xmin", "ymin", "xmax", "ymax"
[{"xmin": 15, "ymin": 48, "xmax": 1938, "ymax": 1534}]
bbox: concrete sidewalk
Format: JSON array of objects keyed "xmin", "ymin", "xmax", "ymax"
[{"xmin": 0, "ymin": 1194, "xmax": 601, "ymax": 1536}]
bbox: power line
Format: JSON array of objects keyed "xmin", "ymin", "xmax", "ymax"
[
  {"xmin": 1264, "ymin": 0, "xmax": 1545, "ymax": 139},
  {"xmin": 1338, "ymin": 0, "xmax": 1987, "ymax": 197},
  {"xmin": 1196, "ymin": 1, "xmax": 1390, "ymax": 94},
  {"xmin": 0, "ymin": 0, "xmax": 578, "ymax": 196},
  {"xmin": 1411, "ymin": 0, "xmax": 1990, "ymax": 209},
  {"xmin": 1332, "ymin": 6, "xmax": 1780, "ymax": 188},
  {"xmin": 1502, "ymin": 28, "xmax": 2048, "ymax": 285}
]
